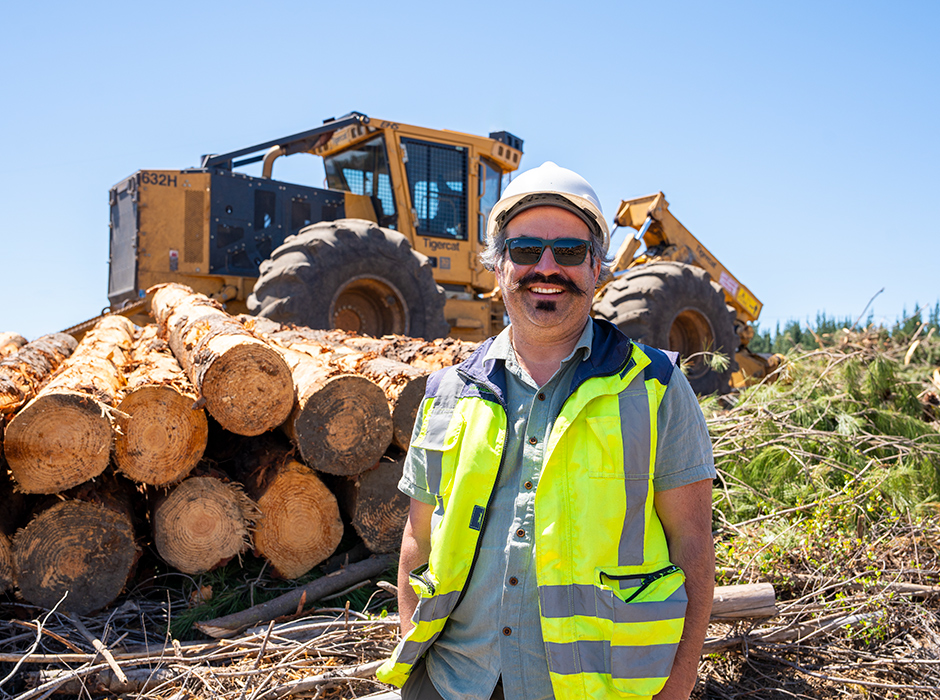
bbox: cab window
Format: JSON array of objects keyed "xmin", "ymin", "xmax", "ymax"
[
  {"xmin": 402, "ymin": 138, "xmax": 467, "ymax": 240},
  {"xmin": 323, "ymin": 136, "xmax": 397, "ymax": 228},
  {"xmin": 478, "ymin": 159, "xmax": 502, "ymax": 243}
]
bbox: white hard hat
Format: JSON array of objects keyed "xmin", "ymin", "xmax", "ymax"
[{"xmin": 486, "ymin": 161, "xmax": 609, "ymax": 252}]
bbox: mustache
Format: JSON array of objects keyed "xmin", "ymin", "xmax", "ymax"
[{"xmin": 507, "ymin": 272, "xmax": 587, "ymax": 297}]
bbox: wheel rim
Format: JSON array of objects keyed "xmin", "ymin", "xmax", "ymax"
[
  {"xmin": 329, "ymin": 275, "xmax": 409, "ymax": 336},
  {"xmin": 668, "ymin": 308, "xmax": 716, "ymax": 381}
]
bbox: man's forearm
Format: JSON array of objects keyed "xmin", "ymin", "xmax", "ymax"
[
  {"xmin": 653, "ymin": 479, "xmax": 715, "ymax": 700},
  {"xmin": 655, "ymin": 537, "xmax": 714, "ymax": 699},
  {"xmin": 398, "ymin": 499, "xmax": 434, "ymax": 636}
]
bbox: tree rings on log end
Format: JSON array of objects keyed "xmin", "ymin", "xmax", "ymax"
[
  {"xmin": 201, "ymin": 342, "xmax": 294, "ymax": 436},
  {"xmin": 13, "ymin": 500, "xmax": 137, "ymax": 614},
  {"xmin": 4, "ymin": 391, "xmax": 112, "ymax": 493},
  {"xmin": 115, "ymin": 386, "xmax": 208, "ymax": 485},
  {"xmin": 254, "ymin": 461, "xmax": 343, "ymax": 579},
  {"xmin": 292, "ymin": 375, "xmax": 392, "ymax": 476},
  {"xmin": 339, "ymin": 453, "xmax": 409, "ymax": 554},
  {"xmin": 392, "ymin": 375, "xmax": 428, "ymax": 449},
  {"xmin": 0, "ymin": 532, "xmax": 13, "ymax": 594},
  {"xmin": 153, "ymin": 477, "xmax": 252, "ymax": 574}
]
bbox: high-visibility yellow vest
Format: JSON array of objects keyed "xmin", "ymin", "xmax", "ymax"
[{"xmin": 378, "ymin": 320, "xmax": 687, "ymax": 699}]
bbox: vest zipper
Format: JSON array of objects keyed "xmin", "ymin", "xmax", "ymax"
[{"xmin": 600, "ymin": 564, "xmax": 681, "ymax": 603}]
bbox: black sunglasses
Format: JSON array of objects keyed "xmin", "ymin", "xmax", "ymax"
[{"xmin": 504, "ymin": 237, "xmax": 589, "ymax": 266}]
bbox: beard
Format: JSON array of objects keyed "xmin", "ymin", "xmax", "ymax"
[{"xmin": 535, "ymin": 299, "xmax": 557, "ymax": 312}]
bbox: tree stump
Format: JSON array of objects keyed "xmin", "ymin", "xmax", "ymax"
[
  {"xmin": 151, "ymin": 475, "xmax": 255, "ymax": 574},
  {"xmin": 114, "ymin": 326, "xmax": 207, "ymax": 485},
  {"xmin": 274, "ymin": 344, "xmax": 392, "ymax": 476},
  {"xmin": 151, "ymin": 284, "xmax": 294, "ymax": 436},
  {"xmin": 0, "ymin": 333, "xmax": 78, "ymax": 416},
  {"xmin": 4, "ymin": 318, "xmax": 134, "ymax": 493},
  {"xmin": 13, "ymin": 483, "xmax": 138, "ymax": 614},
  {"xmin": 332, "ymin": 450, "xmax": 409, "ymax": 554},
  {"xmin": 0, "ymin": 332, "xmax": 27, "ymax": 358}
]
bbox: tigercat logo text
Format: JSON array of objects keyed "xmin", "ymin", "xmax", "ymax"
[{"xmin": 423, "ymin": 239, "xmax": 461, "ymax": 252}]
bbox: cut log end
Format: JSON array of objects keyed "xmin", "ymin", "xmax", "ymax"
[
  {"xmin": 4, "ymin": 391, "xmax": 112, "ymax": 494},
  {"xmin": 293, "ymin": 375, "xmax": 392, "ymax": 476},
  {"xmin": 253, "ymin": 461, "xmax": 344, "ymax": 579},
  {"xmin": 0, "ymin": 332, "xmax": 27, "ymax": 358},
  {"xmin": 13, "ymin": 500, "xmax": 137, "ymax": 614},
  {"xmin": 153, "ymin": 477, "xmax": 252, "ymax": 574},
  {"xmin": 392, "ymin": 376, "xmax": 427, "ymax": 449},
  {"xmin": 201, "ymin": 342, "xmax": 294, "ymax": 436},
  {"xmin": 338, "ymin": 453, "xmax": 409, "ymax": 554},
  {"xmin": 0, "ymin": 532, "xmax": 13, "ymax": 594},
  {"xmin": 115, "ymin": 386, "xmax": 208, "ymax": 485}
]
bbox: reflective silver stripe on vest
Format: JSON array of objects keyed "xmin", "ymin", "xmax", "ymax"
[
  {"xmin": 410, "ymin": 589, "xmax": 463, "ymax": 623},
  {"xmin": 618, "ymin": 387, "xmax": 652, "ymax": 566},
  {"xmin": 396, "ymin": 637, "xmax": 435, "ymax": 666},
  {"xmin": 421, "ymin": 368, "xmax": 466, "ymax": 508},
  {"xmin": 538, "ymin": 583, "xmax": 687, "ymax": 622},
  {"xmin": 546, "ymin": 639, "xmax": 680, "ymax": 679}
]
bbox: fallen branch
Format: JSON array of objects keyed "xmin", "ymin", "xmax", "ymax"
[
  {"xmin": 195, "ymin": 554, "xmax": 395, "ymax": 638},
  {"xmin": 254, "ymin": 659, "xmax": 385, "ymax": 700}
]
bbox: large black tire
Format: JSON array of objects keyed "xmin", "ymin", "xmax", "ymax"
[
  {"xmin": 248, "ymin": 219, "xmax": 450, "ymax": 340},
  {"xmin": 593, "ymin": 261, "xmax": 738, "ymax": 395}
]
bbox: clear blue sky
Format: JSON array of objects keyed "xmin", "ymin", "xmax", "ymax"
[{"xmin": 2, "ymin": 1, "xmax": 937, "ymax": 340}]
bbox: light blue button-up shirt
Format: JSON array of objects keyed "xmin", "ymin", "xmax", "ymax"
[{"xmin": 399, "ymin": 320, "xmax": 715, "ymax": 700}]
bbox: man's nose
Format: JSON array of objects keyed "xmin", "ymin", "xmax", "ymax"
[{"xmin": 533, "ymin": 245, "xmax": 563, "ymax": 274}]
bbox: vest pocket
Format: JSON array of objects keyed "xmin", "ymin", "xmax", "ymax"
[{"xmin": 593, "ymin": 563, "xmax": 687, "ymax": 696}]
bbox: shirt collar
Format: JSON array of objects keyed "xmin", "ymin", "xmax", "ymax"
[{"xmin": 483, "ymin": 319, "xmax": 595, "ymax": 367}]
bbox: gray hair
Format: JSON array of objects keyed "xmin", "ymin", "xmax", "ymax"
[{"xmin": 480, "ymin": 224, "xmax": 613, "ymax": 286}]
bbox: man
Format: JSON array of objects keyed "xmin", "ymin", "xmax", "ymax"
[{"xmin": 377, "ymin": 162, "xmax": 715, "ymax": 700}]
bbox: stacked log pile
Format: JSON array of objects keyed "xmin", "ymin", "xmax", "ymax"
[{"xmin": 0, "ymin": 284, "xmax": 477, "ymax": 614}]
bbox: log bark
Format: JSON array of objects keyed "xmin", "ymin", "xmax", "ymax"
[
  {"xmin": 254, "ymin": 324, "xmax": 477, "ymax": 373},
  {"xmin": 13, "ymin": 479, "xmax": 139, "ymax": 614},
  {"xmin": 151, "ymin": 284, "xmax": 294, "ymax": 436},
  {"xmin": 273, "ymin": 343, "xmax": 392, "ymax": 476},
  {"xmin": 332, "ymin": 450, "xmax": 409, "ymax": 554},
  {"xmin": 0, "ymin": 333, "xmax": 78, "ymax": 417},
  {"xmin": 114, "ymin": 325, "xmax": 207, "ymax": 485},
  {"xmin": 0, "ymin": 332, "xmax": 27, "ymax": 358},
  {"xmin": 268, "ymin": 331, "xmax": 421, "ymax": 450},
  {"xmin": 231, "ymin": 437, "xmax": 344, "ymax": 578},
  {"xmin": 4, "ymin": 318, "xmax": 134, "ymax": 493},
  {"xmin": 151, "ymin": 475, "xmax": 255, "ymax": 574},
  {"xmin": 194, "ymin": 553, "xmax": 395, "ymax": 638}
]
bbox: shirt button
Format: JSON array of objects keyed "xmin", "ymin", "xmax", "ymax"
[
  {"xmin": 537, "ymin": 392, "xmax": 546, "ymax": 401},
  {"xmin": 516, "ymin": 528, "xmax": 526, "ymax": 538},
  {"xmin": 524, "ymin": 481, "xmax": 533, "ymax": 490},
  {"xmin": 509, "ymin": 577, "xmax": 519, "ymax": 586},
  {"xmin": 528, "ymin": 436, "xmax": 537, "ymax": 445},
  {"xmin": 502, "ymin": 627, "xmax": 512, "ymax": 636}
]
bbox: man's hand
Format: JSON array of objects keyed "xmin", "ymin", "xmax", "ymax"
[
  {"xmin": 653, "ymin": 478, "xmax": 715, "ymax": 700},
  {"xmin": 397, "ymin": 498, "xmax": 434, "ymax": 635}
]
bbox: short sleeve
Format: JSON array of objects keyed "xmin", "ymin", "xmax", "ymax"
[
  {"xmin": 397, "ymin": 401, "xmax": 436, "ymax": 505},
  {"xmin": 653, "ymin": 368, "xmax": 716, "ymax": 492}
]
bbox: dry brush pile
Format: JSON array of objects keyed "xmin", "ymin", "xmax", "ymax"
[{"xmin": 697, "ymin": 325, "xmax": 940, "ymax": 699}]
